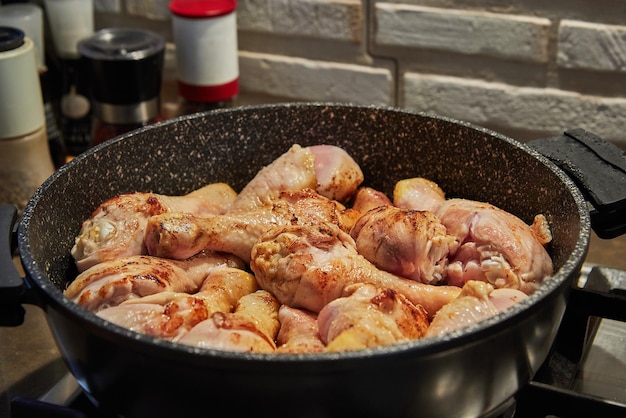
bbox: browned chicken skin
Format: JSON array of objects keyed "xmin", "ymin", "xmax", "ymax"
[
  {"xmin": 144, "ymin": 189, "xmax": 359, "ymax": 262},
  {"xmin": 65, "ymin": 251, "xmax": 244, "ymax": 312},
  {"xmin": 71, "ymin": 183, "xmax": 238, "ymax": 272},
  {"xmin": 350, "ymin": 205, "xmax": 458, "ymax": 285},
  {"xmin": 178, "ymin": 290, "xmax": 280, "ymax": 352},
  {"xmin": 96, "ymin": 266, "xmax": 259, "ymax": 341},
  {"xmin": 394, "ymin": 177, "xmax": 553, "ymax": 294},
  {"xmin": 318, "ymin": 283, "xmax": 429, "ymax": 351},
  {"xmin": 250, "ymin": 223, "xmax": 461, "ymax": 318}
]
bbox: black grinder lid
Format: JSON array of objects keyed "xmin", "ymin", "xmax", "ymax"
[
  {"xmin": 77, "ymin": 27, "xmax": 165, "ymax": 105},
  {"xmin": 0, "ymin": 26, "xmax": 25, "ymax": 52}
]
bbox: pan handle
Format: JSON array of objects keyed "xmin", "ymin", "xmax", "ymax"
[
  {"xmin": 0, "ymin": 204, "xmax": 27, "ymax": 326},
  {"xmin": 529, "ymin": 128, "xmax": 626, "ymax": 239}
]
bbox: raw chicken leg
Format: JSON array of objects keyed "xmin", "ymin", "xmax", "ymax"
[
  {"xmin": 394, "ymin": 177, "xmax": 553, "ymax": 294},
  {"xmin": 394, "ymin": 177, "xmax": 446, "ymax": 213},
  {"xmin": 425, "ymin": 281, "xmax": 527, "ymax": 337},
  {"xmin": 71, "ymin": 183, "xmax": 238, "ymax": 272},
  {"xmin": 250, "ymin": 223, "xmax": 462, "ymax": 318},
  {"xmin": 437, "ymin": 199, "xmax": 553, "ymax": 293},
  {"xmin": 229, "ymin": 144, "xmax": 363, "ymax": 213},
  {"xmin": 145, "ymin": 189, "xmax": 360, "ymax": 262},
  {"xmin": 309, "ymin": 144, "xmax": 364, "ymax": 203},
  {"xmin": 178, "ymin": 290, "xmax": 280, "ymax": 352},
  {"xmin": 96, "ymin": 266, "xmax": 258, "ymax": 341},
  {"xmin": 317, "ymin": 283, "xmax": 429, "ymax": 352},
  {"xmin": 64, "ymin": 251, "xmax": 244, "ymax": 312},
  {"xmin": 72, "ymin": 144, "xmax": 362, "ymax": 273},
  {"xmin": 229, "ymin": 144, "xmax": 317, "ymax": 212},
  {"xmin": 276, "ymin": 305, "xmax": 325, "ymax": 354},
  {"xmin": 350, "ymin": 205, "xmax": 458, "ymax": 285},
  {"xmin": 351, "ymin": 186, "xmax": 392, "ymax": 214}
]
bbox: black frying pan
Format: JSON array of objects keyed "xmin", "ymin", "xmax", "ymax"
[{"xmin": 2, "ymin": 103, "xmax": 626, "ymax": 418}]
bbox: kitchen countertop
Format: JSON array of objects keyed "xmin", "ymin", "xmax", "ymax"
[{"xmin": 1, "ymin": 98, "xmax": 626, "ymax": 416}]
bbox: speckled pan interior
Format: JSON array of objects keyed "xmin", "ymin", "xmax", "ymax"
[{"xmin": 20, "ymin": 102, "xmax": 585, "ymax": 295}]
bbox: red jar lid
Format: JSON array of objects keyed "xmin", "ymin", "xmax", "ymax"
[{"xmin": 169, "ymin": 0, "xmax": 236, "ymax": 18}]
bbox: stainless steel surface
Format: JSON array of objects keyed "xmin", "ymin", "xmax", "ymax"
[
  {"xmin": 573, "ymin": 318, "xmax": 626, "ymax": 403},
  {"xmin": 95, "ymin": 97, "xmax": 160, "ymax": 125},
  {"xmin": 39, "ymin": 372, "xmax": 81, "ymax": 406},
  {"xmin": 568, "ymin": 261, "xmax": 626, "ymax": 405}
]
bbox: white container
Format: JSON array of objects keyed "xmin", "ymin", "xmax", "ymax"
[
  {"xmin": 43, "ymin": 0, "xmax": 94, "ymax": 59},
  {"xmin": 0, "ymin": 28, "xmax": 54, "ymax": 211},
  {"xmin": 0, "ymin": 3, "xmax": 45, "ymax": 71},
  {"xmin": 170, "ymin": 0, "xmax": 239, "ymax": 103},
  {"xmin": 0, "ymin": 33, "xmax": 45, "ymax": 140}
]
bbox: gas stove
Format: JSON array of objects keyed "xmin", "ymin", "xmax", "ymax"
[
  {"xmin": 513, "ymin": 263, "xmax": 626, "ymax": 417},
  {"xmin": 6, "ymin": 263, "xmax": 626, "ymax": 418}
]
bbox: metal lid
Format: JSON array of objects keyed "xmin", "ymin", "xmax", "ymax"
[
  {"xmin": 169, "ymin": 0, "xmax": 236, "ymax": 18},
  {"xmin": 77, "ymin": 27, "xmax": 165, "ymax": 61}
]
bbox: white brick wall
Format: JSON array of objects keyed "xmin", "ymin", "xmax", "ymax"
[
  {"xmin": 92, "ymin": 0, "xmax": 626, "ymax": 148},
  {"xmin": 403, "ymin": 73, "xmax": 626, "ymax": 143},
  {"xmin": 375, "ymin": 4, "xmax": 551, "ymax": 63},
  {"xmin": 239, "ymin": 51, "xmax": 393, "ymax": 105},
  {"xmin": 126, "ymin": 0, "xmax": 169, "ymax": 20},
  {"xmin": 238, "ymin": 0, "xmax": 362, "ymax": 42},
  {"xmin": 558, "ymin": 20, "xmax": 626, "ymax": 72}
]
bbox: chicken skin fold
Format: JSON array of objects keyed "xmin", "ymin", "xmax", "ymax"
[
  {"xmin": 425, "ymin": 281, "xmax": 527, "ymax": 337},
  {"xmin": 276, "ymin": 305, "xmax": 325, "ymax": 354},
  {"xmin": 178, "ymin": 290, "xmax": 280, "ymax": 352}
]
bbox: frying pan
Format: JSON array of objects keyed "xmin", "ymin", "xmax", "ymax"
[{"xmin": 2, "ymin": 103, "xmax": 626, "ymax": 418}]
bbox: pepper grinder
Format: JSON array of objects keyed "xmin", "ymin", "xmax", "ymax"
[
  {"xmin": 0, "ymin": 27, "xmax": 55, "ymax": 212},
  {"xmin": 169, "ymin": 0, "xmax": 239, "ymax": 114},
  {"xmin": 77, "ymin": 28, "xmax": 166, "ymax": 146}
]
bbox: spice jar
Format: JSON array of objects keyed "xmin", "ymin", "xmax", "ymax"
[
  {"xmin": 0, "ymin": 27, "xmax": 55, "ymax": 212},
  {"xmin": 169, "ymin": 0, "xmax": 239, "ymax": 114},
  {"xmin": 77, "ymin": 28, "xmax": 166, "ymax": 145},
  {"xmin": 0, "ymin": 2, "xmax": 67, "ymax": 168}
]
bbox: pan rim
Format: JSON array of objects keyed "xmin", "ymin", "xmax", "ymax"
[{"xmin": 17, "ymin": 101, "xmax": 591, "ymax": 364}]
